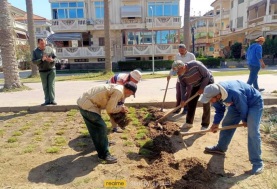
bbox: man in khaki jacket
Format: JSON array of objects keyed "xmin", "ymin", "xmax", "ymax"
[{"xmin": 77, "ymin": 82, "xmax": 137, "ymax": 164}]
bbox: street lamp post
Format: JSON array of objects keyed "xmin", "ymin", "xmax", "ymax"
[
  {"xmin": 191, "ymin": 27, "xmax": 195, "ymax": 54},
  {"xmin": 150, "ymin": 6, "xmax": 155, "ymax": 74}
]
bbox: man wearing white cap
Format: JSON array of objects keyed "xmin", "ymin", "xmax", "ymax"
[
  {"xmin": 107, "ymin": 70, "xmax": 141, "ymax": 132},
  {"xmin": 246, "ymin": 36, "xmax": 266, "ymax": 92},
  {"xmin": 199, "ymin": 80, "xmax": 264, "ymax": 175}
]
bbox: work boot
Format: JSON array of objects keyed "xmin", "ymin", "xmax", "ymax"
[
  {"xmin": 204, "ymin": 146, "xmax": 225, "ymax": 155},
  {"xmin": 98, "ymin": 155, "xmax": 117, "ymax": 164},
  {"xmin": 51, "ymin": 101, "xmax": 57, "ymax": 105},
  {"xmin": 200, "ymin": 126, "xmax": 209, "ymax": 135},
  {"xmin": 41, "ymin": 102, "xmax": 50, "ymax": 106},
  {"xmin": 258, "ymin": 88, "xmax": 265, "ymax": 92}
]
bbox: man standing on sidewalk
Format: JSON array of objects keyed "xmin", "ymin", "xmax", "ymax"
[
  {"xmin": 32, "ymin": 39, "xmax": 57, "ymax": 106},
  {"xmin": 199, "ymin": 80, "xmax": 264, "ymax": 175},
  {"xmin": 167, "ymin": 44, "xmax": 196, "ymax": 114},
  {"xmin": 172, "ymin": 60, "xmax": 214, "ymax": 132},
  {"xmin": 77, "ymin": 82, "xmax": 137, "ymax": 164},
  {"xmin": 246, "ymin": 36, "xmax": 266, "ymax": 92}
]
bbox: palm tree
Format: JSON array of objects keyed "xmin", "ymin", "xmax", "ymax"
[
  {"xmin": 0, "ymin": 0, "xmax": 22, "ymax": 89},
  {"xmin": 26, "ymin": 0, "xmax": 39, "ymax": 76},
  {"xmin": 183, "ymin": 0, "xmax": 191, "ymax": 51},
  {"xmin": 104, "ymin": 0, "xmax": 112, "ymax": 72}
]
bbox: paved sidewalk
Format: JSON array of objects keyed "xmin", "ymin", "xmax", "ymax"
[{"xmin": 0, "ymin": 73, "xmax": 276, "ymax": 112}]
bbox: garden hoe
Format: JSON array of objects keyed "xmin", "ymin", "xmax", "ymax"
[
  {"xmin": 160, "ymin": 80, "xmax": 170, "ymax": 112},
  {"xmin": 180, "ymin": 124, "xmax": 245, "ymax": 136},
  {"xmin": 156, "ymin": 93, "xmax": 199, "ymax": 124}
]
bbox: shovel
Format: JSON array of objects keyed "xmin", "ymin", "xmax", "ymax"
[
  {"xmin": 156, "ymin": 93, "xmax": 199, "ymax": 124},
  {"xmin": 161, "ymin": 80, "xmax": 170, "ymax": 112},
  {"xmin": 180, "ymin": 124, "xmax": 245, "ymax": 136}
]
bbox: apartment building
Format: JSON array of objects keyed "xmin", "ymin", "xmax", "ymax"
[
  {"xmin": 190, "ymin": 11, "xmax": 214, "ymax": 56},
  {"xmin": 211, "ymin": 0, "xmax": 277, "ymax": 57},
  {"xmin": 47, "ymin": 0, "xmax": 182, "ymax": 69}
]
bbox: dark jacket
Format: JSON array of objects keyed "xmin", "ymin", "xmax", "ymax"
[{"xmin": 32, "ymin": 46, "xmax": 56, "ymax": 71}]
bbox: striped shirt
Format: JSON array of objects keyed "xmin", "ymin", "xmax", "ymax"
[
  {"xmin": 107, "ymin": 73, "xmax": 130, "ymax": 85},
  {"xmin": 179, "ymin": 60, "xmax": 213, "ymax": 101}
]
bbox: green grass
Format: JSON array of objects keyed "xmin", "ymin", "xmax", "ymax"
[
  {"xmin": 33, "ymin": 136, "xmax": 43, "ymax": 142},
  {"xmin": 19, "ymin": 125, "xmax": 31, "ymax": 132},
  {"xmin": 23, "ymin": 145, "xmax": 36, "ymax": 153},
  {"xmin": 120, "ymin": 134, "xmax": 128, "ymax": 140},
  {"xmin": 67, "ymin": 109, "xmax": 79, "ymax": 117},
  {"xmin": 0, "ymin": 129, "xmax": 4, "ymax": 137},
  {"xmin": 79, "ymin": 129, "xmax": 89, "ymax": 137},
  {"xmin": 46, "ymin": 146, "xmax": 60, "ymax": 153},
  {"xmin": 135, "ymin": 133, "xmax": 147, "ymax": 140},
  {"xmin": 7, "ymin": 137, "xmax": 18, "ymax": 143},
  {"xmin": 0, "ymin": 85, "xmax": 31, "ymax": 93},
  {"xmin": 54, "ymin": 137, "xmax": 67, "ymax": 146},
  {"xmin": 77, "ymin": 141, "xmax": 88, "ymax": 148},
  {"xmin": 212, "ymin": 70, "xmax": 275, "ymax": 77},
  {"xmin": 123, "ymin": 141, "xmax": 134, "ymax": 147},
  {"xmin": 56, "ymin": 130, "xmax": 65, "ymax": 135},
  {"xmin": 12, "ymin": 131, "xmax": 23, "ymax": 136},
  {"xmin": 33, "ymin": 130, "xmax": 42, "ymax": 135}
]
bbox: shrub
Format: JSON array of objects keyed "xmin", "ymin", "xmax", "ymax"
[
  {"xmin": 196, "ymin": 57, "xmax": 221, "ymax": 68},
  {"xmin": 231, "ymin": 42, "xmax": 242, "ymax": 59}
]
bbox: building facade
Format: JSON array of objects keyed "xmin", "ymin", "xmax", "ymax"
[
  {"xmin": 47, "ymin": 0, "xmax": 182, "ymax": 69},
  {"xmin": 210, "ymin": 0, "xmax": 277, "ymax": 57}
]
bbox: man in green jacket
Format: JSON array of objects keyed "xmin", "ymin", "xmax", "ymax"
[{"xmin": 32, "ymin": 38, "xmax": 57, "ymax": 106}]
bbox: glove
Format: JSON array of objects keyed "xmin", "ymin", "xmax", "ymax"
[{"xmin": 109, "ymin": 112, "xmax": 131, "ymax": 129}]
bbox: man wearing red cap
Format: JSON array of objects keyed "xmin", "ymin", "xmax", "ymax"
[{"xmin": 246, "ymin": 36, "xmax": 266, "ymax": 92}]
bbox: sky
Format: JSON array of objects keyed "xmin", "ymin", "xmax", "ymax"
[{"xmin": 8, "ymin": 0, "xmax": 214, "ymax": 22}]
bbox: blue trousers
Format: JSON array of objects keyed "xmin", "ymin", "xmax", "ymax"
[
  {"xmin": 247, "ymin": 65, "xmax": 261, "ymax": 90},
  {"xmin": 216, "ymin": 99, "xmax": 263, "ymax": 166}
]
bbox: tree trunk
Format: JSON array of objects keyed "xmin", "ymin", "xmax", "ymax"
[
  {"xmin": 0, "ymin": 0, "xmax": 22, "ymax": 89},
  {"xmin": 104, "ymin": 0, "xmax": 112, "ymax": 72},
  {"xmin": 183, "ymin": 0, "xmax": 191, "ymax": 51},
  {"xmin": 26, "ymin": 0, "xmax": 39, "ymax": 76}
]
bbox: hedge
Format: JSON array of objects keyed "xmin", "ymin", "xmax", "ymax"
[
  {"xmin": 118, "ymin": 60, "xmax": 174, "ymax": 71},
  {"xmin": 118, "ymin": 58, "xmax": 221, "ymax": 70}
]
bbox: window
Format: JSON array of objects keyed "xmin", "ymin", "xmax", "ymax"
[
  {"xmin": 237, "ymin": 17, "xmax": 243, "ymax": 28},
  {"xmin": 51, "ymin": 2, "xmax": 84, "ymax": 19},
  {"xmin": 148, "ymin": 1, "xmax": 179, "ymax": 16},
  {"xmin": 231, "ymin": 1, "xmax": 234, "ymax": 8},
  {"xmin": 99, "ymin": 37, "xmax": 105, "ymax": 46},
  {"xmin": 36, "ymin": 27, "xmax": 41, "ymax": 33},
  {"xmin": 95, "ymin": 1, "xmax": 104, "ymax": 19},
  {"xmin": 238, "ymin": 0, "xmax": 244, "ymax": 4}
]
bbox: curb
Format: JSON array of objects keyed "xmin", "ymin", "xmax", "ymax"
[{"xmin": 0, "ymin": 98, "xmax": 277, "ymax": 112}]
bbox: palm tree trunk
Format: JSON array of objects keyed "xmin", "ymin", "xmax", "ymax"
[
  {"xmin": 183, "ymin": 0, "xmax": 191, "ymax": 51},
  {"xmin": 26, "ymin": 0, "xmax": 39, "ymax": 76},
  {"xmin": 0, "ymin": 0, "xmax": 22, "ymax": 89},
  {"xmin": 104, "ymin": 0, "xmax": 112, "ymax": 72}
]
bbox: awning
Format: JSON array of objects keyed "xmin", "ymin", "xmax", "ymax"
[
  {"xmin": 47, "ymin": 33, "xmax": 82, "ymax": 43},
  {"xmin": 245, "ymin": 31, "xmax": 263, "ymax": 40},
  {"xmin": 14, "ymin": 29, "xmax": 27, "ymax": 36},
  {"xmin": 121, "ymin": 6, "xmax": 142, "ymax": 18}
]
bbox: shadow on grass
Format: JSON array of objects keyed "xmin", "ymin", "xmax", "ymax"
[
  {"xmin": 28, "ymin": 151, "xmax": 98, "ymax": 185},
  {"xmin": 0, "ymin": 111, "xmax": 36, "ymax": 121},
  {"xmin": 68, "ymin": 135, "xmax": 95, "ymax": 153}
]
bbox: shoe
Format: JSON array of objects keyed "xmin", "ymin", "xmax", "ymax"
[
  {"xmin": 108, "ymin": 140, "xmax": 116, "ymax": 146},
  {"xmin": 182, "ymin": 123, "xmax": 193, "ymax": 129},
  {"xmin": 173, "ymin": 108, "xmax": 181, "ymax": 114},
  {"xmin": 251, "ymin": 165, "xmax": 263, "ymax": 175},
  {"xmin": 204, "ymin": 146, "xmax": 225, "ymax": 155},
  {"xmin": 41, "ymin": 102, "xmax": 50, "ymax": 106},
  {"xmin": 98, "ymin": 155, "xmax": 117, "ymax": 164},
  {"xmin": 200, "ymin": 126, "xmax": 208, "ymax": 135},
  {"xmin": 112, "ymin": 127, "xmax": 124, "ymax": 133},
  {"xmin": 182, "ymin": 108, "xmax": 187, "ymax": 115},
  {"xmin": 51, "ymin": 101, "xmax": 57, "ymax": 105},
  {"xmin": 258, "ymin": 88, "xmax": 265, "ymax": 92}
]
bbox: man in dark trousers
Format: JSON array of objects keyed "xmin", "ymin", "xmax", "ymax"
[
  {"xmin": 171, "ymin": 60, "xmax": 214, "ymax": 132},
  {"xmin": 32, "ymin": 38, "xmax": 57, "ymax": 106},
  {"xmin": 199, "ymin": 80, "xmax": 264, "ymax": 175}
]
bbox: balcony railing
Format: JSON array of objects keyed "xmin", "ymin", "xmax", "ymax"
[
  {"xmin": 195, "ymin": 39, "xmax": 213, "ymax": 44},
  {"xmin": 214, "ymin": 10, "xmax": 230, "ymax": 22},
  {"xmin": 146, "ymin": 16, "xmax": 181, "ymax": 29},
  {"xmin": 220, "ymin": 29, "xmax": 232, "ymax": 35},
  {"xmin": 51, "ymin": 19, "xmax": 87, "ymax": 32},
  {"xmin": 56, "ymin": 47, "xmax": 105, "ymax": 58},
  {"xmin": 123, "ymin": 44, "xmax": 179, "ymax": 56},
  {"xmin": 248, "ymin": 16, "xmax": 264, "ymax": 25},
  {"xmin": 35, "ymin": 30, "xmax": 52, "ymax": 38},
  {"xmin": 13, "ymin": 21, "xmax": 27, "ymax": 31}
]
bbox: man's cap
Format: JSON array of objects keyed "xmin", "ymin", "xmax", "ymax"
[
  {"xmin": 124, "ymin": 81, "xmax": 137, "ymax": 97},
  {"xmin": 130, "ymin": 70, "xmax": 142, "ymax": 82},
  {"xmin": 178, "ymin": 44, "xmax": 186, "ymax": 49},
  {"xmin": 171, "ymin": 60, "xmax": 185, "ymax": 69},
  {"xmin": 199, "ymin": 84, "xmax": 221, "ymax": 103},
  {"xmin": 255, "ymin": 36, "xmax": 265, "ymax": 42}
]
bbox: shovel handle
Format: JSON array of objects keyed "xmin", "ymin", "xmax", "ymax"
[
  {"xmin": 161, "ymin": 80, "xmax": 170, "ymax": 111},
  {"xmin": 180, "ymin": 124, "xmax": 245, "ymax": 136},
  {"xmin": 156, "ymin": 93, "xmax": 199, "ymax": 123}
]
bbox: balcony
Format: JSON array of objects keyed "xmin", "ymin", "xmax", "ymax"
[
  {"xmin": 35, "ymin": 30, "xmax": 52, "ymax": 39},
  {"xmin": 56, "ymin": 47, "xmax": 105, "ymax": 58},
  {"xmin": 214, "ymin": 10, "xmax": 230, "ymax": 22},
  {"xmin": 220, "ymin": 29, "xmax": 232, "ymax": 35},
  {"xmin": 51, "ymin": 19, "xmax": 87, "ymax": 32},
  {"xmin": 195, "ymin": 38, "xmax": 213, "ymax": 44},
  {"xmin": 248, "ymin": 16, "xmax": 265, "ymax": 26},
  {"xmin": 123, "ymin": 44, "xmax": 179, "ymax": 56},
  {"xmin": 13, "ymin": 21, "xmax": 27, "ymax": 31},
  {"xmin": 263, "ymin": 14, "xmax": 277, "ymax": 23},
  {"xmin": 146, "ymin": 16, "xmax": 181, "ymax": 29}
]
